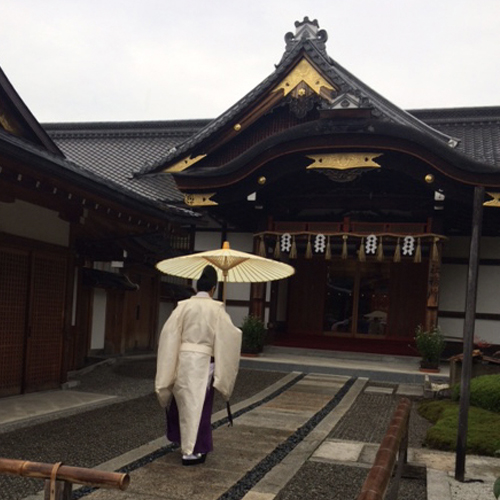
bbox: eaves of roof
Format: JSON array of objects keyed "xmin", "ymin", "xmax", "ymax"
[
  {"xmin": 141, "ymin": 38, "xmax": 461, "ymax": 175},
  {"xmin": 44, "ymin": 120, "xmax": 207, "ymax": 210},
  {"xmin": 411, "ymin": 107, "xmax": 500, "ymax": 168},
  {"xmin": 0, "ymin": 128, "xmax": 201, "ymax": 221},
  {"xmin": 0, "ymin": 66, "xmax": 64, "ymax": 156}
]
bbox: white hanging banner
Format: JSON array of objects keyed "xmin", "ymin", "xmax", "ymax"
[
  {"xmin": 281, "ymin": 233, "xmax": 292, "ymax": 253},
  {"xmin": 402, "ymin": 236, "xmax": 415, "ymax": 256},
  {"xmin": 314, "ymin": 234, "xmax": 326, "ymax": 253},
  {"xmin": 365, "ymin": 234, "xmax": 378, "ymax": 255}
]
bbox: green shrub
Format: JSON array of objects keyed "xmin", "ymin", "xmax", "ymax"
[
  {"xmin": 418, "ymin": 399, "xmax": 456, "ymax": 423},
  {"xmin": 240, "ymin": 314, "xmax": 266, "ymax": 353},
  {"xmin": 415, "ymin": 325, "xmax": 445, "ymax": 365},
  {"xmin": 418, "ymin": 399, "xmax": 500, "ymax": 456},
  {"xmin": 451, "ymin": 374, "xmax": 500, "ymax": 414}
]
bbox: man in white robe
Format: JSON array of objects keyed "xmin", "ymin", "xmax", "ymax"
[{"xmin": 155, "ymin": 265, "xmax": 242, "ymax": 465}]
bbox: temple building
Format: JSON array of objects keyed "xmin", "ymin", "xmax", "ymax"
[{"xmin": 1, "ymin": 18, "xmax": 500, "ymax": 394}]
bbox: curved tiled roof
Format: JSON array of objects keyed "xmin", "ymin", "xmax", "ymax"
[
  {"xmin": 411, "ymin": 107, "xmax": 500, "ymax": 168},
  {"xmin": 141, "ymin": 19, "xmax": 463, "ymax": 175},
  {"xmin": 45, "ymin": 121, "xmax": 209, "ymax": 209},
  {"xmin": 42, "ymin": 107, "xmax": 500, "ymax": 206}
]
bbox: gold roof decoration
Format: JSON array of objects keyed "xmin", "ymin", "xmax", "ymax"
[
  {"xmin": 306, "ymin": 153, "xmax": 383, "ymax": 171},
  {"xmin": 484, "ymin": 192, "xmax": 500, "ymax": 207},
  {"xmin": 164, "ymin": 154, "xmax": 207, "ymax": 173},
  {"xmin": 272, "ymin": 58, "xmax": 336, "ymax": 97},
  {"xmin": 184, "ymin": 193, "xmax": 218, "ymax": 207}
]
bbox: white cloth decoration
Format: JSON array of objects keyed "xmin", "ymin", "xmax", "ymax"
[
  {"xmin": 314, "ymin": 234, "xmax": 326, "ymax": 253},
  {"xmin": 365, "ymin": 234, "xmax": 378, "ymax": 255},
  {"xmin": 402, "ymin": 236, "xmax": 415, "ymax": 255},
  {"xmin": 281, "ymin": 233, "xmax": 292, "ymax": 253}
]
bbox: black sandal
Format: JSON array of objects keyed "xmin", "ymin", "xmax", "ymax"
[{"xmin": 182, "ymin": 453, "xmax": 206, "ymax": 466}]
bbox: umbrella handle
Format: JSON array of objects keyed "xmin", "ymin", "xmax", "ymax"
[{"xmin": 222, "ymin": 271, "xmax": 228, "ymax": 305}]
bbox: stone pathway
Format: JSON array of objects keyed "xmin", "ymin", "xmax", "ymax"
[{"xmin": 82, "ymin": 373, "xmax": 363, "ymax": 500}]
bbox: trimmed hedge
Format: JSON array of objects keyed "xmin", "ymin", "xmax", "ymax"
[
  {"xmin": 418, "ymin": 400, "xmax": 500, "ymax": 456},
  {"xmin": 451, "ymin": 374, "xmax": 500, "ymax": 414}
]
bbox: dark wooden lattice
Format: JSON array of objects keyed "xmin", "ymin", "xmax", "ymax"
[
  {"xmin": 0, "ymin": 248, "xmax": 29, "ymax": 396},
  {"xmin": 24, "ymin": 252, "xmax": 67, "ymax": 392}
]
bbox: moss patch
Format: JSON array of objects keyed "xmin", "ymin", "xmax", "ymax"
[{"xmin": 418, "ymin": 400, "xmax": 500, "ymax": 456}]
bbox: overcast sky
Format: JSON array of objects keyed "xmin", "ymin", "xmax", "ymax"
[{"xmin": 2, "ymin": 0, "xmax": 500, "ymax": 123}]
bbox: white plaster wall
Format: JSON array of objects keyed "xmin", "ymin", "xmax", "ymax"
[
  {"xmin": 477, "ymin": 266, "xmax": 500, "ymax": 312},
  {"xmin": 229, "ymin": 306, "xmax": 250, "ymax": 329},
  {"xmin": 440, "ymin": 236, "xmax": 500, "ymax": 342},
  {"xmin": 90, "ymin": 289, "xmax": 107, "ymax": 350},
  {"xmin": 226, "ymin": 232, "xmax": 254, "ymax": 252},
  {"xmin": 474, "ymin": 320, "xmax": 500, "ymax": 345},
  {"xmin": 479, "ymin": 237, "xmax": 500, "ymax": 259},
  {"xmin": 155, "ymin": 301, "xmax": 175, "ymax": 346},
  {"xmin": 441, "ymin": 250, "xmax": 500, "ymax": 313},
  {"xmin": 439, "ymin": 317, "xmax": 500, "ymax": 345},
  {"xmin": 439, "ymin": 264, "xmax": 467, "ymax": 312},
  {"xmin": 441, "ymin": 237, "xmax": 470, "ymax": 259},
  {"xmin": 223, "ymin": 281, "xmax": 250, "ymax": 300},
  {"xmin": 194, "ymin": 232, "xmax": 222, "ymax": 251},
  {"xmin": 443, "ymin": 236, "xmax": 500, "ymax": 259},
  {"xmin": 0, "ymin": 199, "xmax": 70, "ymax": 246}
]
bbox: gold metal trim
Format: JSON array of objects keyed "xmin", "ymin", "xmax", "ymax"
[
  {"xmin": 306, "ymin": 153, "xmax": 383, "ymax": 170},
  {"xmin": 164, "ymin": 154, "xmax": 207, "ymax": 173},
  {"xmin": 272, "ymin": 58, "xmax": 336, "ymax": 96},
  {"xmin": 184, "ymin": 193, "xmax": 218, "ymax": 206},
  {"xmin": 484, "ymin": 192, "xmax": 500, "ymax": 207},
  {"xmin": 0, "ymin": 111, "xmax": 17, "ymax": 134}
]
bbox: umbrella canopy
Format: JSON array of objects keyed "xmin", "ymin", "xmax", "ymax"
[{"xmin": 156, "ymin": 241, "xmax": 295, "ymax": 303}]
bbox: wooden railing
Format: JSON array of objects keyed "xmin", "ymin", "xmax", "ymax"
[
  {"xmin": 0, "ymin": 458, "xmax": 129, "ymax": 500},
  {"xmin": 357, "ymin": 397, "xmax": 411, "ymax": 500}
]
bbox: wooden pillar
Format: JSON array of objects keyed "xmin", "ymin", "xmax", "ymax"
[
  {"xmin": 455, "ymin": 186, "xmax": 484, "ymax": 481},
  {"xmin": 249, "ymin": 236, "xmax": 266, "ymax": 320},
  {"xmin": 425, "ymin": 240, "xmax": 442, "ymax": 330}
]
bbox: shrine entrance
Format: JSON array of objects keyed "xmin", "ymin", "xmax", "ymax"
[
  {"xmin": 286, "ymin": 257, "xmax": 427, "ymax": 341},
  {"xmin": 256, "ymin": 221, "xmax": 441, "ymax": 355}
]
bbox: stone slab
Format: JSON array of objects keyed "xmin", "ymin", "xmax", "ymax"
[
  {"xmin": 312, "ymin": 440, "xmax": 364, "ymax": 462},
  {"xmin": 0, "ymin": 390, "xmax": 116, "ymax": 425},
  {"xmin": 121, "ymin": 458, "xmax": 243, "ymax": 500},
  {"xmin": 396, "ymin": 384, "xmax": 424, "ymax": 397},
  {"xmin": 236, "ymin": 409, "xmax": 314, "ymax": 431},
  {"xmin": 363, "ymin": 386, "xmax": 394, "ymax": 394}
]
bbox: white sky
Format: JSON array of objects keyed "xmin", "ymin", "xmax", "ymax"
[{"xmin": 2, "ymin": 0, "xmax": 500, "ymax": 123}]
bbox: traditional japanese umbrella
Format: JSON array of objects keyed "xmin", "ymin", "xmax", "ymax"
[{"xmin": 156, "ymin": 241, "xmax": 295, "ymax": 303}]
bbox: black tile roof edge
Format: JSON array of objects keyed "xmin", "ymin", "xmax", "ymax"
[
  {"xmin": 138, "ymin": 37, "xmax": 461, "ymax": 175},
  {"xmin": 172, "ymin": 117, "xmax": 500, "ymax": 179},
  {"xmin": 0, "ymin": 128, "xmax": 201, "ymax": 221},
  {"xmin": 40, "ymin": 106, "xmax": 500, "ymax": 134},
  {"xmin": 410, "ymin": 106, "xmax": 500, "ymax": 124},
  {"xmin": 43, "ymin": 119, "xmax": 211, "ymax": 132},
  {"xmin": 0, "ymin": 66, "xmax": 64, "ymax": 157}
]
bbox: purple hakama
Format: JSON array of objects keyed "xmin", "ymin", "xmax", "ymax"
[{"xmin": 166, "ymin": 377, "xmax": 215, "ymax": 454}]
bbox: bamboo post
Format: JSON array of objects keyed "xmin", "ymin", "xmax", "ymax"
[{"xmin": 0, "ymin": 458, "xmax": 129, "ymax": 500}]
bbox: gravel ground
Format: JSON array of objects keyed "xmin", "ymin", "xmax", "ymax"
[
  {"xmin": 329, "ymin": 383, "xmax": 432, "ymax": 447},
  {"xmin": 275, "ymin": 462, "xmax": 426, "ymax": 500},
  {"xmin": 0, "ymin": 359, "xmax": 431, "ymax": 500},
  {"xmin": 276, "ymin": 382, "xmax": 430, "ymax": 500},
  {"xmin": 0, "ymin": 359, "xmax": 286, "ymax": 500}
]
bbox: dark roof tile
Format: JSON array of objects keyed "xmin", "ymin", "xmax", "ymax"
[{"xmin": 45, "ymin": 121, "xmax": 208, "ymax": 205}]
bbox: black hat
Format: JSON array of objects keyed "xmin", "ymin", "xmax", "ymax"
[{"xmin": 197, "ymin": 265, "xmax": 218, "ymax": 292}]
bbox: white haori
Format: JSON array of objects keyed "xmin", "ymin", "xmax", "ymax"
[{"xmin": 155, "ymin": 295, "xmax": 242, "ymax": 455}]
